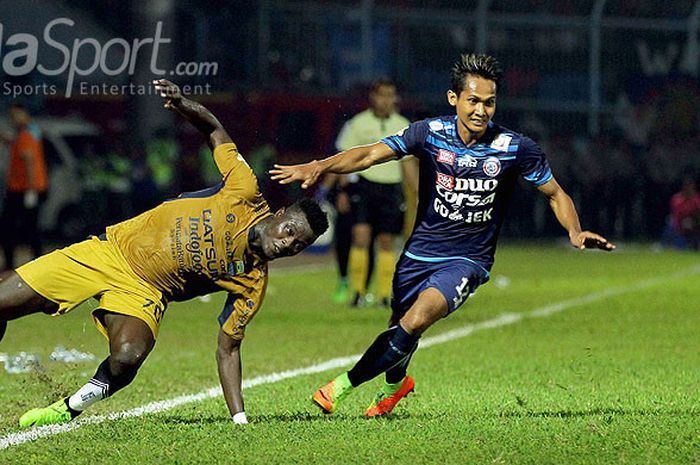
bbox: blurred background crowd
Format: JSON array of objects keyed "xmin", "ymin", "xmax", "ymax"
[{"xmin": 0, "ymin": 0, "xmax": 698, "ymax": 271}]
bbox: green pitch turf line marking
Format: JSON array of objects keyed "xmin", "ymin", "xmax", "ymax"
[{"xmin": 2, "ymin": 263, "xmax": 698, "ymax": 450}]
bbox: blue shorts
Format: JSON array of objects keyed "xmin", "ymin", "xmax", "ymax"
[{"xmin": 392, "ymin": 253, "xmax": 490, "ymax": 317}]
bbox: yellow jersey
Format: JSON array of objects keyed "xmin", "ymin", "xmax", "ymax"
[
  {"xmin": 335, "ymin": 109, "xmax": 410, "ymax": 184},
  {"xmin": 106, "ymin": 143, "xmax": 271, "ymax": 339}
]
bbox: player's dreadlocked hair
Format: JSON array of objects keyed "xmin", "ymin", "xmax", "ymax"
[
  {"xmin": 291, "ymin": 198, "xmax": 329, "ymax": 238},
  {"xmin": 450, "ymin": 53, "xmax": 503, "ymax": 94}
]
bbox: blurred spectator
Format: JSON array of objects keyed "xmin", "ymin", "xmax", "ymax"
[
  {"xmin": 129, "ymin": 149, "xmax": 160, "ymax": 216},
  {"xmin": 0, "ymin": 104, "xmax": 48, "ymax": 270},
  {"xmin": 665, "ymin": 178, "xmax": 700, "ymax": 250},
  {"xmin": 572, "ymin": 135, "xmax": 606, "ymax": 233},
  {"xmin": 247, "ymin": 141, "xmax": 278, "ymax": 198},
  {"xmin": 614, "ymin": 92, "xmax": 657, "ymax": 150},
  {"xmin": 199, "ymin": 143, "xmax": 224, "ymax": 187},
  {"xmin": 643, "ymin": 140, "xmax": 689, "ymax": 237},
  {"xmin": 146, "ymin": 129, "xmax": 179, "ymax": 199},
  {"xmin": 607, "ymin": 139, "xmax": 638, "ymax": 238},
  {"xmin": 75, "ymin": 143, "xmax": 132, "ymax": 236}
]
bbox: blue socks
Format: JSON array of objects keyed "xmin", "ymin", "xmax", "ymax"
[{"xmin": 347, "ymin": 324, "xmax": 419, "ymax": 387}]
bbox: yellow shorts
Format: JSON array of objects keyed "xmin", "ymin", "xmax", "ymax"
[{"xmin": 16, "ymin": 236, "xmax": 166, "ymax": 340}]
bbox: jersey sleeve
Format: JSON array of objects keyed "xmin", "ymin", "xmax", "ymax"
[
  {"xmin": 212, "ymin": 143, "xmax": 260, "ymax": 200},
  {"xmin": 216, "ymin": 266, "xmax": 268, "ymax": 340},
  {"xmin": 516, "ymin": 136, "xmax": 553, "ymax": 186},
  {"xmin": 380, "ymin": 120, "xmax": 428, "ymax": 159}
]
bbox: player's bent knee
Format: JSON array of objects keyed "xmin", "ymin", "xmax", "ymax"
[
  {"xmin": 376, "ymin": 234, "xmax": 394, "ymax": 250},
  {"xmin": 400, "ymin": 313, "xmax": 432, "ymax": 335},
  {"xmin": 352, "ymin": 224, "xmax": 372, "ymax": 247},
  {"xmin": 111, "ymin": 340, "xmax": 152, "ymax": 370},
  {"xmin": 400, "ymin": 289, "xmax": 449, "ymax": 334}
]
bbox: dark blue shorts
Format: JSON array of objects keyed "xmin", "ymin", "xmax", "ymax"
[{"xmin": 391, "ymin": 253, "xmax": 490, "ymax": 317}]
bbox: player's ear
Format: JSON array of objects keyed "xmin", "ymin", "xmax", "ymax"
[
  {"xmin": 447, "ymin": 89, "xmax": 458, "ymax": 107},
  {"xmin": 274, "ymin": 207, "xmax": 286, "ymax": 217}
]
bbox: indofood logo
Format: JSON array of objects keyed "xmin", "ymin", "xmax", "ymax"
[{"xmin": 0, "ymin": 18, "xmax": 218, "ymax": 98}]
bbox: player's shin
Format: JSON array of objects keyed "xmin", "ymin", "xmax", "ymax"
[
  {"xmin": 19, "ymin": 352, "xmax": 142, "ymax": 427},
  {"xmin": 347, "ymin": 324, "xmax": 419, "ymax": 386},
  {"xmin": 67, "ymin": 357, "xmax": 133, "ymax": 412},
  {"xmin": 385, "ymin": 342, "xmax": 418, "ymax": 384}
]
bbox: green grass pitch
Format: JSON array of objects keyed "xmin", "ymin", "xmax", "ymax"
[{"xmin": 0, "ymin": 244, "xmax": 698, "ymax": 464}]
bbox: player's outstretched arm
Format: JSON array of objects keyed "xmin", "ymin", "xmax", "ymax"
[
  {"xmin": 216, "ymin": 329, "xmax": 248, "ymax": 424},
  {"xmin": 538, "ymin": 177, "xmax": 616, "ymax": 251},
  {"xmin": 269, "ymin": 142, "xmax": 395, "ymax": 189},
  {"xmin": 153, "ymin": 79, "xmax": 232, "ymax": 149}
]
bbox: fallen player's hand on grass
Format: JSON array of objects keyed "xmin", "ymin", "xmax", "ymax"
[{"xmin": 232, "ymin": 412, "xmax": 248, "ymax": 425}]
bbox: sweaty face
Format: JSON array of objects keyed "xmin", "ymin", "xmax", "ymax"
[
  {"xmin": 448, "ymin": 75, "xmax": 497, "ymax": 139},
  {"xmin": 261, "ymin": 209, "xmax": 316, "ymax": 260},
  {"xmin": 370, "ymin": 84, "xmax": 398, "ymax": 118}
]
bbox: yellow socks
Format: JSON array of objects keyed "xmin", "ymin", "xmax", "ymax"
[
  {"xmin": 376, "ymin": 249, "xmax": 396, "ymax": 301},
  {"xmin": 349, "ymin": 246, "xmax": 369, "ymax": 296}
]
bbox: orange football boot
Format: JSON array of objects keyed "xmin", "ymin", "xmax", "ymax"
[
  {"xmin": 364, "ymin": 375, "xmax": 415, "ymax": 417},
  {"xmin": 312, "ymin": 375, "xmax": 353, "ymax": 414}
]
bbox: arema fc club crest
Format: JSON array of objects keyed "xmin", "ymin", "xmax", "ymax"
[{"xmin": 482, "ymin": 157, "xmax": 501, "ymax": 177}]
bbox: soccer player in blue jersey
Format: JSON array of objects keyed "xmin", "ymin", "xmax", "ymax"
[{"xmin": 270, "ymin": 53, "xmax": 614, "ymax": 417}]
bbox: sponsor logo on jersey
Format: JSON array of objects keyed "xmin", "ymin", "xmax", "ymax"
[
  {"xmin": 226, "ymin": 213, "xmax": 235, "ymax": 223},
  {"xmin": 457, "ymin": 155, "xmax": 478, "ymax": 168},
  {"xmin": 433, "ymin": 176, "xmax": 499, "ymax": 224},
  {"xmin": 428, "ymin": 120, "xmax": 444, "ymax": 131},
  {"xmin": 437, "ymin": 149, "xmax": 456, "ymax": 166},
  {"xmin": 454, "ymin": 177, "xmax": 499, "ymax": 192},
  {"xmin": 490, "ymin": 134, "xmax": 512, "ymax": 151},
  {"xmin": 246, "ymin": 299, "xmax": 256, "ymax": 309},
  {"xmin": 436, "ymin": 172, "xmax": 455, "ymax": 191},
  {"xmin": 231, "ymin": 307, "xmax": 252, "ymax": 338},
  {"xmin": 187, "ymin": 209, "xmax": 218, "ymax": 275},
  {"xmin": 228, "ymin": 260, "xmax": 246, "ymax": 276},
  {"xmin": 482, "ymin": 157, "xmax": 501, "ymax": 177}
]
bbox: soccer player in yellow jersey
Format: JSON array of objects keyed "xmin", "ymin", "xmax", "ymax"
[{"xmin": 0, "ymin": 79, "xmax": 328, "ymax": 427}]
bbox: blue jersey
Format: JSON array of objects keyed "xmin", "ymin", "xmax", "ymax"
[{"xmin": 382, "ymin": 116, "xmax": 553, "ymax": 272}]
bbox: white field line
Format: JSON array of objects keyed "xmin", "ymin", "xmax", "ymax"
[{"xmin": 2, "ymin": 264, "xmax": 698, "ymax": 450}]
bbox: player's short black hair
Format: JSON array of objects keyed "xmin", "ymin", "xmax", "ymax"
[
  {"xmin": 450, "ymin": 53, "xmax": 503, "ymax": 94},
  {"xmin": 370, "ymin": 77, "xmax": 396, "ymax": 93},
  {"xmin": 9, "ymin": 102, "xmax": 27, "ymax": 111},
  {"xmin": 290, "ymin": 198, "xmax": 329, "ymax": 238}
]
